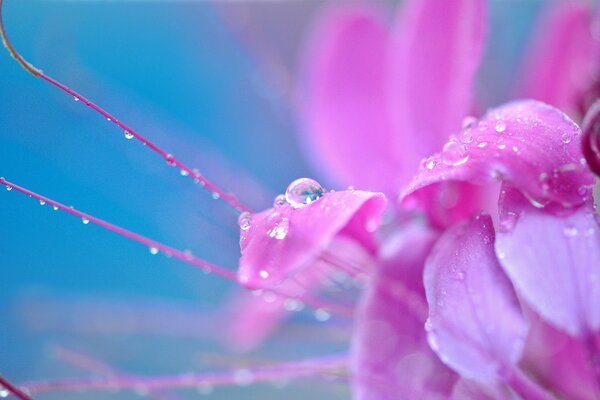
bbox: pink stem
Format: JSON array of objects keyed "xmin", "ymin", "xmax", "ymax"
[
  {"xmin": 0, "ymin": 177, "xmax": 237, "ymax": 281},
  {"xmin": 23, "ymin": 356, "xmax": 348, "ymax": 394},
  {"xmin": 39, "ymin": 74, "xmax": 251, "ymax": 213},
  {"xmin": 0, "ymin": 374, "xmax": 32, "ymax": 400}
]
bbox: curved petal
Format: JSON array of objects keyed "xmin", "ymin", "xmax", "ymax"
[
  {"xmin": 401, "ymin": 100, "xmax": 594, "ymax": 212},
  {"xmin": 517, "ymin": 1, "xmax": 599, "ymax": 118},
  {"xmin": 238, "ymin": 189, "xmax": 387, "ymax": 289},
  {"xmin": 495, "ymin": 188, "xmax": 600, "ymax": 337},
  {"xmin": 424, "ymin": 214, "xmax": 528, "ymax": 383},
  {"xmin": 451, "ymin": 378, "xmax": 519, "ymax": 400},
  {"xmin": 387, "ymin": 0, "xmax": 487, "ymax": 184},
  {"xmin": 298, "ymin": 5, "xmax": 398, "ymax": 194},
  {"xmin": 352, "ymin": 222, "xmax": 456, "ymax": 400},
  {"xmin": 582, "ymin": 99, "xmax": 600, "ymax": 177}
]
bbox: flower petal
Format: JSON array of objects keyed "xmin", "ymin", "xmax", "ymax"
[
  {"xmin": 401, "ymin": 100, "xmax": 594, "ymax": 212},
  {"xmin": 582, "ymin": 99, "xmax": 600, "ymax": 177},
  {"xmin": 387, "ymin": 0, "xmax": 487, "ymax": 184},
  {"xmin": 424, "ymin": 214, "xmax": 528, "ymax": 383},
  {"xmin": 517, "ymin": 1, "xmax": 599, "ymax": 118},
  {"xmin": 298, "ymin": 5, "xmax": 398, "ymax": 194},
  {"xmin": 495, "ymin": 188, "xmax": 600, "ymax": 336},
  {"xmin": 353, "ymin": 222, "xmax": 456, "ymax": 400},
  {"xmin": 238, "ymin": 190, "xmax": 387, "ymax": 289},
  {"xmin": 451, "ymin": 378, "xmax": 519, "ymax": 400}
]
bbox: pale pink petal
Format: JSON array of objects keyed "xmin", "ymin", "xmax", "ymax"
[
  {"xmin": 401, "ymin": 100, "xmax": 594, "ymax": 212},
  {"xmin": 521, "ymin": 309, "xmax": 600, "ymax": 400},
  {"xmin": 239, "ymin": 190, "xmax": 387, "ymax": 289},
  {"xmin": 352, "ymin": 222, "xmax": 456, "ymax": 400},
  {"xmin": 495, "ymin": 188, "xmax": 600, "ymax": 337},
  {"xmin": 424, "ymin": 214, "xmax": 528, "ymax": 383},
  {"xmin": 451, "ymin": 378, "xmax": 519, "ymax": 400},
  {"xmin": 299, "ymin": 5, "xmax": 399, "ymax": 194},
  {"xmin": 582, "ymin": 99, "xmax": 600, "ymax": 176},
  {"xmin": 518, "ymin": 1, "xmax": 600, "ymax": 118},
  {"xmin": 387, "ymin": 0, "xmax": 487, "ymax": 184}
]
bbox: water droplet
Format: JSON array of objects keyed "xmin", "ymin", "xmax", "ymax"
[
  {"xmin": 211, "ymin": 192, "xmax": 221, "ymax": 200},
  {"xmin": 424, "ymin": 157, "xmax": 437, "ymax": 170},
  {"xmin": 73, "ymin": 96, "xmax": 80, "ymax": 102},
  {"xmin": 285, "ymin": 178, "xmax": 324, "ymax": 208},
  {"xmin": 53, "ymin": 205, "xmax": 59, "ymax": 211},
  {"xmin": 39, "ymin": 200, "xmax": 46, "ymax": 206},
  {"xmin": 233, "ymin": 369, "xmax": 254, "ymax": 386},
  {"xmin": 495, "ymin": 121, "xmax": 506, "ymax": 133},
  {"xmin": 441, "ymin": 141, "xmax": 469, "ymax": 166},
  {"xmin": 180, "ymin": 169, "xmax": 189, "ymax": 177},
  {"xmin": 149, "ymin": 247, "xmax": 159, "ymax": 255},
  {"xmin": 476, "ymin": 141, "xmax": 488, "ymax": 148},
  {"xmin": 82, "ymin": 217, "xmax": 90, "ymax": 225},
  {"xmin": 500, "ymin": 212, "xmax": 518, "ymax": 232},
  {"xmin": 314, "ymin": 308, "xmax": 331, "ymax": 322},
  {"xmin": 561, "ymin": 132, "xmax": 573, "ymax": 144},
  {"xmin": 124, "ymin": 130, "xmax": 134, "ymax": 140},
  {"xmin": 462, "ymin": 116, "xmax": 477, "ymax": 130},
  {"xmin": 267, "ymin": 215, "xmax": 289, "ymax": 240},
  {"xmin": 273, "ymin": 194, "xmax": 286, "ymax": 207},
  {"xmin": 563, "ymin": 226, "xmax": 578, "ymax": 237},
  {"xmin": 512, "ymin": 145, "xmax": 519, "ymax": 152},
  {"xmin": 165, "ymin": 154, "xmax": 176, "ymax": 166},
  {"xmin": 238, "ymin": 212, "xmax": 252, "ymax": 230},
  {"xmin": 5, "ymin": 185, "xmax": 12, "ymax": 191},
  {"xmin": 259, "ymin": 270, "xmax": 269, "ymax": 279},
  {"xmin": 107, "ymin": 117, "xmax": 112, "ymax": 122}
]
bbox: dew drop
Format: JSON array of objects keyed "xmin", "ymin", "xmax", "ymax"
[
  {"xmin": 165, "ymin": 154, "xmax": 176, "ymax": 166},
  {"xmin": 267, "ymin": 216, "xmax": 289, "ymax": 240},
  {"xmin": 5, "ymin": 185, "xmax": 12, "ymax": 191},
  {"xmin": 273, "ymin": 194, "xmax": 286, "ymax": 208},
  {"xmin": 238, "ymin": 211, "xmax": 252, "ymax": 230},
  {"xmin": 259, "ymin": 270, "xmax": 270, "ymax": 279},
  {"xmin": 211, "ymin": 192, "xmax": 221, "ymax": 200},
  {"xmin": 495, "ymin": 121, "xmax": 506, "ymax": 133},
  {"xmin": 53, "ymin": 205, "xmax": 59, "ymax": 211},
  {"xmin": 124, "ymin": 130, "xmax": 134, "ymax": 140},
  {"xmin": 476, "ymin": 141, "xmax": 488, "ymax": 148},
  {"xmin": 561, "ymin": 132, "xmax": 573, "ymax": 144},
  {"xmin": 441, "ymin": 141, "xmax": 469, "ymax": 166},
  {"xmin": 424, "ymin": 157, "xmax": 437, "ymax": 170},
  {"xmin": 180, "ymin": 169, "xmax": 189, "ymax": 177},
  {"xmin": 73, "ymin": 96, "xmax": 80, "ymax": 102},
  {"xmin": 149, "ymin": 247, "xmax": 159, "ymax": 255},
  {"xmin": 497, "ymin": 143, "xmax": 507, "ymax": 150},
  {"xmin": 285, "ymin": 178, "xmax": 324, "ymax": 208},
  {"xmin": 314, "ymin": 308, "xmax": 331, "ymax": 322},
  {"xmin": 563, "ymin": 227, "xmax": 578, "ymax": 237},
  {"xmin": 39, "ymin": 200, "xmax": 46, "ymax": 206},
  {"xmin": 82, "ymin": 217, "xmax": 90, "ymax": 225},
  {"xmin": 462, "ymin": 116, "xmax": 477, "ymax": 130}
]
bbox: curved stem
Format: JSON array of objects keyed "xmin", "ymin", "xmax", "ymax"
[
  {"xmin": 0, "ymin": 374, "xmax": 33, "ymax": 400},
  {"xmin": 0, "ymin": 0, "xmax": 250, "ymax": 213}
]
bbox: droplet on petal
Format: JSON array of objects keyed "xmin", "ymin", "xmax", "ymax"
[
  {"xmin": 238, "ymin": 212, "xmax": 252, "ymax": 230},
  {"xmin": 273, "ymin": 194, "xmax": 286, "ymax": 208},
  {"xmin": 267, "ymin": 214, "xmax": 289, "ymax": 240},
  {"xmin": 495, "ymin": 120, "xmax": 506, "ymax": 132},
  {"xmin": 284, "ymin": 178, "xmax": 324, "ymax": 208},
  {"xmin": 441, "ymin": 141, "xmax": 469, "ymax": 166}
]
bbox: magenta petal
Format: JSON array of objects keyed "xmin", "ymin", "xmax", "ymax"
[
  {"xmin": 496, "ymin": 189, "xmax": 600, "ymax": 336},
  {"xmin": 387, "ymin": 0, "xmax": 486, "ymax": 184},
  {"xmin": 402, "ymin": 100, "xmax": 594, "ymax": 211},
  {"xmin": 518, "ymin": 1, "xmax": 599, "ymax": 117},
  {"xmin": 353, "ymin": 222, "xmax": 456, "ymax": 400},
  {"xmin": 451, "ymin": 378, "xmax": 518, "ymax": 400},
  {"xmin": 299, "ymin": 5, "xmax": 399, "ymax": 194},
  {"xmin": 582, "ymin": 99, "xmax": 600, "ymax": 177},
  {"xmin": 238, "ymin": 190, "xmax": 386, "ymax": 289},
  {"xmin": 424, "ymin": 214, "xmax": 528, "ymax": 382}
]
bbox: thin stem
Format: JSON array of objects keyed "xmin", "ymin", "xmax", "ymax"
[
  {"xmin": 23, "ymin": 356, "xmax": 348, "ymax": 394},
  {"xmin": 0, "ymin": 0, "xmax": 250, "ymax": 213},
  {"xmin": 0, "ymin": 177, "xmax": 237, "ymax": 281},
  {"xmin": 0, "ymin": 374, "xmax": 33, "ymax": 400}
]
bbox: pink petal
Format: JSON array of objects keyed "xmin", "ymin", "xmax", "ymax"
[
  {"xmin": 582, "ymin": 99, "xmax": 600, "ymax": 176},
  {"xmin": 521, "ymin": 309, "xmax": 600, "ymax": 400},
  {"xmin": 517, "ymin": 1, "xmax": 600, "ymax": 118},
  {"xmin": 387, "ymin": 0, "xmax": 487, "ymax": 184},
  {"xmin": 238, "ymin": 190, "xmax": 387, "ymax": 289},
  {"xmin": 352, "ymin": 222, "xmax": 456, "ymax": 399},
  {"xmin": 495, "ymin": 188, "xmax": 600, "ymax": 337},
  {"xmin": 424, "ymin": 214, "xmax": 528, "ymax": 382},
  {"xmin": 451, "ymin": 378, "xmax": 518, "ymax": 400},
  {"xmin": 298, "ymin": 5, "xmax": 399, "ymax": 194},
  {"xmin": 401, "ymin": 100, "xmax": 594, "ymax": 213}
]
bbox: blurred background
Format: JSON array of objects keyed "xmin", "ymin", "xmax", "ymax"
[{"xmin": 0, "ymin": 0, "xmax": 546, "ymax": 398}]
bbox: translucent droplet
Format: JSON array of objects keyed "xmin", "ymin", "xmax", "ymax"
[
  {"xmin": 424, "ymin": 157, "xmax": 437, "ymax": 170},
  {"xmin": 441, "ymin": 141, "xmax": 469, "ymax": 166},
  {"xmin": 273, "ymin": 194, "xmax": 286, "ymax": 207},
  {"xmin": 497, "ymin": 143, "xmax": 507, "ymax": 150},
  {"xmin": 462, "ymin": 116, "xmax": 477, "ymax": 130},
  {"xmin": 267, "ymin": 215, "xmax": 289, "ymax": 240},
  {"xmin": 180, "ymin": 169, "xmax": 189, "ymax": 177},
  {"xmin": 233, "ymin": 369, "xmax": 254, "ymax": 386},
  {"xmin": 5, "ymin": 185, "xmax": 12, "ymax": 191},
  {"xmin": 39, "ymin": 200, "xmax": 46, "ymax": 206},
  {"xmin": 53, "ymin": 205, "xmax": 59, "ymax": 211},
  {"xmin": 149, "ymin": 247, "xmax": 159, "ymax": 255},
  {"xmin": 476, "ymin": 141, "xmax": 488, "ymax": 148},
  {"xmin": 285, "ymin": 178, "xmax": 324, "ymax": 208},
  {"xmin": 0, "ymin": 388, "xmax": 9, "ymax": 398},
  {"xmin": 165, "ymin": 154, "xmax": 176, "ymax": 166},
  {"xmin": 82, "ymin": 217, "xmax": 90, "ymax": 225},
  {"xmin": 561, "ymin": 132, "xmax": 573, "ymax": 144},
  {"xmin": 314, "ymin": 308, "xmax": 331, "ymax": 322},
  {"xmin": 124, "ymin": 130, "xmax": 134, "ymax": 140},
  {"xmin": 211, "ymin": 192, "xmax": 221, "ymax": 200},
  {"xmin": 495, "ymin": 120, "xmax": 506, "ymax": 133},
  {"xmin": 73, "ymin": 96, "xmax": 80, "ymax": 102},
  {"xmin": 238, "ymin": 211, "xmax": 252, "ymax": 230},
  {"xmin": 259, "ymin": 270, "xmax": 269, "ymax": 279}
]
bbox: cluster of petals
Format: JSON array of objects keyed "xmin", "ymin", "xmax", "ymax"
[{"xmin": 233, "ymin": 0, "xmax": 600, "ymax": 399}]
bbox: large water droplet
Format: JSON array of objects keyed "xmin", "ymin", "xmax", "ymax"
[
  {"xmin": 285, "ymin": 178, "xmax": 324, "ymax": 208},
  {"xmin": 238, "ymin": 211, "xmax": 252, "ymax": 230},
  {"xmin": 82, "ymin": 217, "xmax": 90, "ymax": 225},
  {"xmin": 0, "ymin": 388, "xmax": 9, "ymax": 398},
  {"xmin": 124, "ymin": 130, "xmax": 134, "ymax": 140},
  {"xmin": 267, "ymin": 215, "xmax": 289, "ymax": 240},
  {"xmin": 149, "ymin": 247, "xmax": 159, "ymax": 255},
  {"xmin": 441, "ymin": 141, "xmax": 469, "ymax": 166},
  {"xmin": 39, "ymin": 200, "xmax": 46, "ymax": 206}
]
